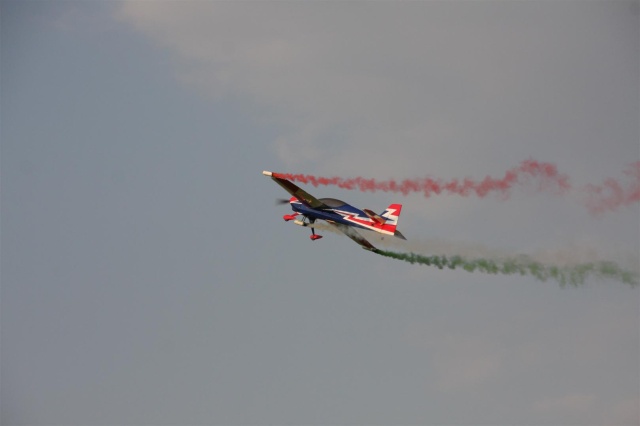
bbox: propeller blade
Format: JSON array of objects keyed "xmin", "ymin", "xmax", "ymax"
[{"xmin": 275, "ymin": 198, "xmax": 290, "ymax": 205}]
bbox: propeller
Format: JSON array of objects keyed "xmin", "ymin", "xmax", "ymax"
[{"xmin": 275, "ymin": 198, "xmax": 290, "ymax": 205}]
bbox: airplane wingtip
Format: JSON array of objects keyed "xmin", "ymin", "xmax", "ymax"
[
  {"xmin": 394, "ymin": 230, "xmax": 407, "ymax": 240},
  {"xmin": 262, "ymin": 170, "xmax": 273, "ymax": 177},
  {"xmin": 362, "ymin": 246, "xmax": 380, "ymax": 254}
]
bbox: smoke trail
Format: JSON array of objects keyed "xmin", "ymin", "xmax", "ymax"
[
  {"xmin": 584, "ymin": 162, "xmax": 640, "ymax": 214},
  {"xmin": 367, "ymin": 234, "xmax": 513, "ymax": 260},
  {"xmin": 274, "ymin": 159, "xmax": 640, "ymax": 213},
  {"xmin": 290, "ymin": 219, "xmax": 638, "ymax": 286},
  {"xmin": 373, "ymin": 250, "xmax": 638, "ymax": 287},
  {"xmin": 366, "ymin": 233, "xmax": 640, "ymax": 271},
  {"xmin": 275, "ymin": 159, "xmax": 570, "ymax": 198}
]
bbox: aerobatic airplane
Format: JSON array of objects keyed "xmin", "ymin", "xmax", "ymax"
[{"xmin": 263, "ymin": 170, "xmax": 406, "ymax": 251}]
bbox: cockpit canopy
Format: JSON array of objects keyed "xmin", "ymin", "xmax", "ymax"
[{"xmin": 318, "ymin": 198, "xmax": 347, "ymax": 208}]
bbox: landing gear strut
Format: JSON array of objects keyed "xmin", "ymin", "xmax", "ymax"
[{"xmin": 308, "ymin": 218, "xmax": 323, "ymax": 241}]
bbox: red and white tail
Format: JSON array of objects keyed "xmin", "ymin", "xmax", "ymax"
[
  {"xmin": 363, "ymin": 204, "xmax": 405, "ymax": 238},
  {"xmin": 381, "ymin": 203, "xmax": 402, "ymax": 230}
]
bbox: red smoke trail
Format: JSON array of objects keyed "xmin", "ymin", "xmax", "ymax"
[
  {"xmin": 275, "ymin": 159, "xmax": 571, "ymax": 198},
  {"xmin": 274, "ymin": 159, "xmax": 640, "ymax": 213},
  {"xmin": 584, "ymin": 162, "xmax": 640, "ymax": 214}
]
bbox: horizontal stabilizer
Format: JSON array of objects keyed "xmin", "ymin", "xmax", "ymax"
[{"xmin": 363, "ymin": 209, "xmax": 386, "ymax": 225}]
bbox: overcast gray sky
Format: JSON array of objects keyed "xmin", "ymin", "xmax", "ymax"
[{"xmin": 2, "ymin": 1, "xmax": 639, "ymax": 425}]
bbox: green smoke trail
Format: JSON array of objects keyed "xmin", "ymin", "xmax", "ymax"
[{"xmin": 374, "ymin": 250, "xmax": 638, "ymax": 287}]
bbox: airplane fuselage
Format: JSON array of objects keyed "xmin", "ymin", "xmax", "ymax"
[{"xmin": 290, "ymin": 198, "xmax": 396, "ymax": 236}]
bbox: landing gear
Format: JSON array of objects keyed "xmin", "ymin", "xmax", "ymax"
[{"xmin": 308, "ymin": 218, "xmax": 323, "ymax": 241}]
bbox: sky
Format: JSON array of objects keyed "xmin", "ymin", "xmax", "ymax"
[{"xmin": 2, "ymin": 1, "xmax": 639, "ymax": 425}]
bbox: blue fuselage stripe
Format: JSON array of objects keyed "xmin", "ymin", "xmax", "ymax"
[{"xmin": 291, "ymin": 203, "xmax": 371, "ymax": 230}]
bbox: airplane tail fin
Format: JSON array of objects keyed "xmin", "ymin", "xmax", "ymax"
[
  {"xmin": 381, "ymin": 204, "xmax": 402, "ymax": 224},
  {"xmin": 360, "ymin": 204, "xmax": 406, "ymax": 238},
  {"xmin": 381, "ymin": 204, "xmax": 406, "ymax": 239}
]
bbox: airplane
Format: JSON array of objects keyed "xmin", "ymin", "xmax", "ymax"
[{"xmin": 263, "ymin": 170, "xmax": 406, "ymax": 252}]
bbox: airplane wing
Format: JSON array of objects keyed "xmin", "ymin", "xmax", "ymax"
[
  {"xmin": 263, "ymin": 171, "xmax": 329, "ymax": 209},
  {"xmin": 330, "ymin": 222, "xmax": 379, "ymax": 252}
]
